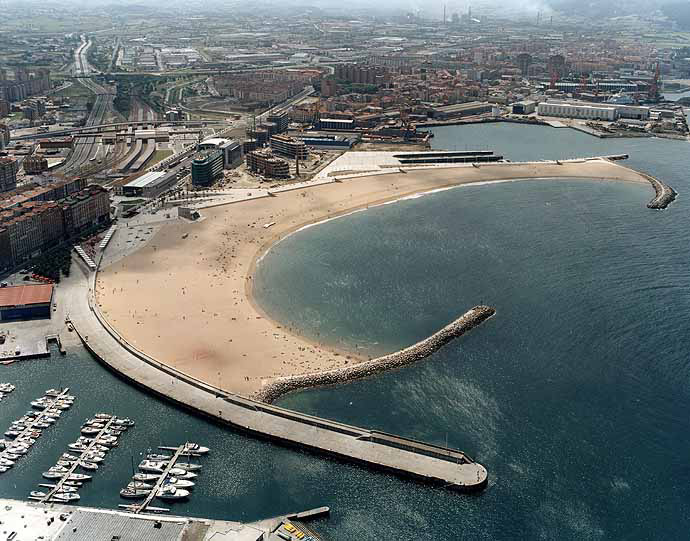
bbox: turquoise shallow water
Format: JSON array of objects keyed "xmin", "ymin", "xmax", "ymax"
[{"xmin": 2, "ymin": 123, "xmax": 690, "ymax": 539}]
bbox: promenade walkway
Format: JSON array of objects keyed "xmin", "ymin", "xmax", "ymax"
[{"xmin": 68, "ymin": 268, "xmax": 488, "ymax": 491}]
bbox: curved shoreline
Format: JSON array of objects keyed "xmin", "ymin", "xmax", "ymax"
[
  {"xmin": 97, "ymin": 158, "xmax": 674, "ymax": 401},
  {"xmin": 255, "ymin": 306, "xmax": 496, "ymax": 403}
]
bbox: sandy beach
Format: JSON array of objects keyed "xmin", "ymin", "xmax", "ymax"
[{"xmin": 96, "ymin": 159, "xmax": 651, "ymax": 398}]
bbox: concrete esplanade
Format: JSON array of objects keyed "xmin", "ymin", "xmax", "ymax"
[{"xmin": 70, "ymin": 273, "xmax": 491, "ymax": 491}]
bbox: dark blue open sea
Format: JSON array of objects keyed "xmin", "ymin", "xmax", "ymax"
[{"xmin": 1, "ymin": 123, "xmax": 689, "ymax": 540}]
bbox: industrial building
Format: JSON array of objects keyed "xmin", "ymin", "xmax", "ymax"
[
  {"xmin": 512, "ymin": 101, "xmax": 536, "ymax": 115},
  {"xmin": 246, "ymin": 149, "xmax": 290, "ymax": 178},
  {"xmin": 121, "ymin": 171, "xmax": 178, "ymax": 198},
  {"xmin": 198, "ymin": 138, "xmax": 242, "ymax": 168},
  {"xmin": 191, "ymin": 150, "xmax": 224, "ymax": 187},
  {"xmin": 316, "ymin": 118, "xmax": 356, "ymax": 131},
  {"xmin": 429, "ymin": 102, "xmax": 493, "ymax": 120},
  {"xmin": 538, "ymin": 100, "xmax": 651, "ymax": 121},
  {"xmin": 298, "ymin": 135, "xmax": 356, "ymax": 150},
  {"xmin": 538, "ymin": 102, "xmax": 617, "ymax": 121},
  {"xmin": 0, "ymin": 284, "xmax": 54, "ymax": 321},
  {"xmin": 269, "ymin": 134, "xmax": 308, "ymax": 160}
]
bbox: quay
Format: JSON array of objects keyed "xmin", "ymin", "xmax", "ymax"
[
  {"xmin": 68, "ymin": 274, "xmax": 489, "ymax": 491},
  {"xmin": 0, "ymin": 498, "xmax": 329, "ymax": 541},
  {"xmin": 0, "ymin": 333, "xmax": 66, "ymax": 363}
]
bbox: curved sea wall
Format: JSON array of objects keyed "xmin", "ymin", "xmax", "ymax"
[
  {"xmin": 644, "ymin": 173, "xmax": 677, "ymax": 209},
  {"xmin": 254, "ymin": 305, "xmax": 496, "ymax": 403}
]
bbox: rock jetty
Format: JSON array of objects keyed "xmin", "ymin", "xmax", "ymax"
[
  {"xmin": 644, "ymin": 173, "xmax": 677, "ymax": 209},
  {"xmin": 255, "ymin": 305, "xmax": 496, "ymax": 404}
]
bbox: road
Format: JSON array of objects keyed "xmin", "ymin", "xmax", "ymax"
[{"xmin": 74, "ymin": 35, "xmax": 95, "ymax": 77}]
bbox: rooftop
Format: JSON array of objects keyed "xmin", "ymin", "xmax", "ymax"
[
  {"xmin": 0, "ymin": 284, "xmax": 53, "ymax": 308},
  {"xmin": 123, "ymin": 171, "xmax": 166, "ymax": 189}
]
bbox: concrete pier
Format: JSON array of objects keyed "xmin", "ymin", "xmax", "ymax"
[
  {"xmin": 255, "ymin": 306, "xmax": 495, "ymax": 403},
  {"xmin": 68, "ymin": 275, "xmax": 489, "ymax": 491}
]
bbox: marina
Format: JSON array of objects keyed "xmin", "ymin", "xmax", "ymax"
[
  {"xmin": 0, "ymin": 388, "xmax": 74, "ymax": 473},
  {"xmin": 31, "ymin": 413, "xmax": 134, "ymax": 504},
  {"xmin": 120, "ymin": 442, "xmax": 207, "ymax": 513}
]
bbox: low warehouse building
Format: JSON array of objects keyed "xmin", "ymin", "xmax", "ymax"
[{"xmin": 0, "ymin": 284, "xmax": 54, "ymax": 321}]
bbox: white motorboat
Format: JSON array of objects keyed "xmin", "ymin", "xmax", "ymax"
[
  {"xmin": 113, "ymin": 418, "xmax": 135, "ymax": 427},
  {"xmin": 132, "ymin": 473, "xmax": 160, "ymax": 482},
  {"xmin": 0, "ymin": 383, "xmax": 15, "ymax": 393},
  {"xmin": 183, "ymin": 442, "xmax": 209, "ymax": 455},
  {"xmin": 62, "ymin": 452, "xmax": 105, "ymax": 463},
  {"xmin": 138, "ymin": 460, "xmax": 166, "ymax": 473},
  {"xmin": 41, "ymin": 470, "xmax": 92, "ymax": 481},
  {"xmin": 78, "ymin": 461, "xmax": 99, "ymax": 471},
  {"xmin": 174, "ymin": 462, "xmax": 202, "ymax": 472},
  {"xmin": 128, "ymin": 480, "xmax": 153, "ymax": 490},
  {"xmin": 80, "ymin": 426, "xmax": 102, "ymax": 436},
  {"xmin": 49, "ymin": 492, "xmax": 80, "ymax": 503},
  {"xmin": 164, "ymin": 477, "xmax": 194, "ymax": 489},
  {"xmin": 94, "ymin": 413, "xmax": 113, "ymax": 420},
  {"xmin": 3, "ymin": 452, "xmax": 20, "ymax": 461},
  {"xmin": 146, "ymin": 454, "xmax": 171, "ymax": 461},
  {"xmin": 42, "ymin": 471, "xmax": 65, "ymax": 479},
  {"xmin": 169, "ymin": 468, "xmax": 196, "ymax": 479},
  {"xmin": 5, "ymin": 445, "xmax": 28, "ymax": 455},
  {"xmin": 156, "ymin": 485, "xmax": 189, "ymax": 500},
  {"xmin": 39, "ymin": 484, "xmax": 77, "ymax": 493},
  {"xmin": 120, "ymin": 487, "xmax": 150, "ymax": 499}
]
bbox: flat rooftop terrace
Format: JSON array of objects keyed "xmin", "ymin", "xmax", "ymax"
[{"xmin": 0, "ymin": 284, "xmax": 53, "ymax": 308}]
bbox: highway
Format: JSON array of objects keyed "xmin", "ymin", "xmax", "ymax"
[{"xmin": 74, "ymin": 35, "xmax": 95, "ymax": 77}]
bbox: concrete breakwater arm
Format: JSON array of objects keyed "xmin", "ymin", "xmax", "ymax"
[{"xmin": 254, "ymin": 305, "xmax": 496, "ymax": 404}]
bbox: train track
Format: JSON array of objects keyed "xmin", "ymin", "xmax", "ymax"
[{"xmin": 59, "ymin": 78, "xmax": 113, "ymax": 175}]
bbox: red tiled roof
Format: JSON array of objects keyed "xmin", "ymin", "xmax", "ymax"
[{"xmin": 0, "ymin": 284, "xmax": 53, "ymax": 308}]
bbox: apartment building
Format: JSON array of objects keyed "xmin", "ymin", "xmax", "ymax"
[
  {"xmin": 269, "ymin": 134, "xmax": 308, "ymax": 160},
  {"xmin": 246, "ymin": 149, "xmax": 290, "ymax": 178},
  {"xmin": 0, "ymin": 157, "xmax": 18, "ymax": 193}
]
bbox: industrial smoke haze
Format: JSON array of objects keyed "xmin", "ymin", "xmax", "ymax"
[{"xmin": 6, "ymin": 0, "xmax": 688, "ymax": 21}]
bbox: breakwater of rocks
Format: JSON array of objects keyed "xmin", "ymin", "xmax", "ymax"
[
  {"xmin": 254, "ymin": 305, "xmax": 496, "ymax": 404},
  {"xmin": 644, "ymin": 173, "xmax": 677, "ymax": 209}
]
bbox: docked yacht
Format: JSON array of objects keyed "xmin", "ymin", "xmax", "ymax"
[
  {"xmin": 132, "ymin": 473, "xmax": 160, "ymax": 482},
  {"xmin": 156, "ymin": 485, "xmax": 189, "ymax": 500}
]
